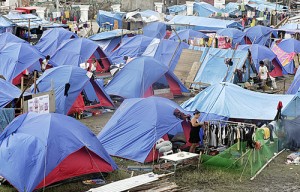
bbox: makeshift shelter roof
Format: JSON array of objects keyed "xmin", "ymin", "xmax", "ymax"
[
  {"xmin": 168, "ymin": 15, "xmax": 243, "ymax": 31},
  {"xmin": 105, "ymin": 56, "xmax": 188, "ymax": 98},
  {"xmin": 194, "ymin": 2, "xmax": 222, "ymax": 17},
  {"xmin": 0, "ymin": 42, "xmax": 43, "ymax": 82},
  {"xmin": 51, "ymin": 38, "xmax": 109, "ymax": 69},
  {"xmin": 0, "ymin": 32, "xmax": 27, "ymax": 49},
  {"xmin": 89, "ymin": 29, "xmax": 131, "ymax": 41},
  {"xmin": 279, "ymin": 23, "xmax": 300, "ymax": 33},
  {"xmin": 98, "ymin": 96, "xmax": 186, "ymax": 163},
  {"xmin": 181, "ymin": 82, "xmax": 293, "ymax": 120},
  {"xmin": 143, "ymin": 22, "xmax": 166, "ymax": 39},
  {"xmin": 109, "ymin": 35, "xmax": 154, "ymax": 64},
  {"xmin": 277, "ymin": 38, "xmax": 300, "ymax": 54},
  {"xmin": 0, "ymin": 78, "xmax": 21, "ymax": 108},
  {"xmin": 31, "ymin": 66, "xmax": 90, "ymax": 114},
  {"xmin": 216, "ymin": 28, "xmax": 245, "ymax": 48},
  {"xmin": 0, "ymin": 112, "xmax": 117, "ymax": 192},
  {"xmin": 168, "ymin": 4, "xmax": 187, "ymax": 14},
  {"xmin": 287, "ymin": 69, "xmax": 300, "ymax": 94},
  {"xmin": 247, "ymin": 0, "xmax": 286, "ymax": 11},
  {"xmin": 189, "ymin": 46, "xmax": 249, "ymax": 85},
  {"xmin": 35, "ymin": 28, "xmax": 78, "ymax": 56},
  {"xmin": 169, "ymin": 29, "xmax": 208, "ymax": 41},
  {"xmin": 0, "ymin": 15, "xmax": 15, "ymax": 28},
  {"xmin": 282, "ymin": 90, "xmax": 300, "ymax": 118},
  {"xmin": 125, "ymin": 10, "xmax": 161, "ymax": 23},
  {"xmin": 244, "ymin": 25, "xmax": 273, "ymax": 46},
  {"xmin": 237, "ymin": 44, "xmax": 276, "ymax": 71},
  {"xmin": 96, "ymin": 10, "xmax": 123, "ymax": 29}
]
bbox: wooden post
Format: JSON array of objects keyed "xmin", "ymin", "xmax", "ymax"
[
  {"xmin": 28, "ymin": 19, "xmax": 30, "ymax": 42},
  {"xmin": 21, "ymin": 77, "xmax": 24, "ymax": 114},
  {"xmin": 283, "ymin": 79, "xmax": 286, "ymax": 94},
  {"xmin": 34, "ymin": 71, "xmax": 37, "ymax": 94}
]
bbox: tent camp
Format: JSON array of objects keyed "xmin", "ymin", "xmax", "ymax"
[
  {"xmin": 30, "ymin": 66, "xmax": 114, "ymax": 115},
  {"xmin": 51, "ymin": 38, "xmax": 111, "ymax": 73},
  {"xmin": 181, "ymin": 82, "xmax": 293, "ymax": 120},
  {"xmin": 96, "ymin": 10, "xmax": 123, "ymax": 29},
  {"xmin": 169, "ymin": 29, "xmax": 208, "ymax": 42},
  {"xmin": 142, "ymin": 22, "xmax": 166, "ymax": 39},
  {"xmin": 0, "ymin": 78, "xmax": 22, "ymax": 108},
  {"xmin": 188, "ymin": 46, "xmax": 250, "ymax": 86},
  {"xmin": 0, "ymin": 32, "xmax": 26, "ymax": 49},
  {"xmin": 0, "ymin": 112, "xmax": 117, "ymax": 192},
  {"xmin": 278, "ymin": 38, "xmax": 300, "ymax": 54},
  {"xmin": 168, "ymin": 15, "xmax": 243, "ymax": 31},
  {"xmin": 0, "ymin": 42, "xmax": 43, "ymax": 83},
  {"xmin": 109, "ymin": 35, "xmax": 154, "ymax": 64},
  {"xmin": 98, "ymin": 96, "xmax": 191, "ymax": 163},
  {"xmin": 105, "ymin": 57, "xmax": 188, "ymax": 99},
  {"xmin": 35, "ymin": 28, "xmax": 78, "ymax": 56},
  {"xmin": 244, "ymin": 25, "xmax": 274, "ymax": 46},
  {"xmin": 216, "ymin": 28, "xmax": 245, "ymax": 48}
]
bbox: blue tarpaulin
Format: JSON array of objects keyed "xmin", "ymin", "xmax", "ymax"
[
  {"xmin": 168, "ymin": 15, "xmax": 243, "ymax": 31},
  {"xmin": 0, "ymin": 32, "xmax": 27, "ymax": 50},
  {"xmin": 216, "ymin": 28, "xmax": 245, "ymax": 48},
  {"xmin": 244, "ymin": 25, "xmax": 273, "ymax": 46},
  {"xmin": 287, "ymin": 69, "xmax": 300, "ymax": 94},
  {"xmin": 189, "ymin": 46, "xmax": 249, "ymax": 85},
  {"xmin": 97, "ymin": 10, "xmax": 123, "ymax": 29},
  {"xmin": 0, "ymin": 112, "xmax": 117, "ymax": 192},
  {"xmin": 0, "ymin": 79, "xmax": 21, "ymax": 108},
  {"xmin": 89, "ymin": 29, "xmax": 130, "ymax": 41},
  {"xmin": 169, "ymin": 29, "xmax": 208, "ymax": 41},
  {"xmin": 30, "ymin": 66, "xmax": 90, "ymax": 114},
  {"xmin": 98, "ymin": 96, "xmax": 186, "ymax": 163},
  {"xmin": 282, "ymin": 90, "xmax": 300, "ymax": 118},
  {"xmin": 143, "ymin": 22, "xmax": 166, "ymax": 39},
  {"xmin": 168, "ymin": 4, "xmax": 187, "ymax": 14},
  {"xmin": 35, "ymin": 28, "xmax": 78, "ymax": 56},
  {"xmin": 194, "ymin": 2, "xmax": 222, "ymax": 17},
  {"xmin": 0, "ymin": 43, "xmax": 43, "ymax": 82},
  {"xmin": 277, "ymin": 38, "xmax": 300, "ymax": 54},
  {"xmin": 181, "ymin": 82, "xmax": 293, "ymax": 120}
]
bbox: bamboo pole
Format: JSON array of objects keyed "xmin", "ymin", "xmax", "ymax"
[{"xmin": 20, "ymin": 77, "xmax": 24, "ymax": 114}]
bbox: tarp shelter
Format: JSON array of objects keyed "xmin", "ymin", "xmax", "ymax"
[
  {"xmin": 282, "ymin": 90, "xmax": 300, "ymax": 118},
  {"xmin": 168, "ymin": 4, "xmax": 187, "ymax": 14},
  {"xmin": 189, "ymin": 46, "xmax": 250, "ymax": 86},
  {"xmin": 168, "ymin": 15, "xmax": 243, "ymax": 32},
  {"xmin": 0, "ymin": 16, "xmax": 15, "ymax": 33},
  {"xmin": 109, "ymin": 35, "xmax": 154, "ymax": 64},
  {"xmin": 0, "ymin": 112, "xmax": 117, "ymax": 192},
  {"xmin": 279, "ymin": 23, "xmax": 300, "ymax": 33},
  {"xmin": 143, "ymin": 22, "xmax": 166, "ymax": 39},
  {"xmin": 31, "ymin": 66, "xmax": 114, "ymax": 115},
  {"xmin": 0, "ymin": 42, "xmax": 43, "ymax": 83},
  {"xmin": 181, "ymin": 82, "xmax": 293, "ymax": 120},
  {"xmin": 169, "ymin": 29, "xmax": 208, "ymax": 42},
  {"xmin": 0, "ymin": 32, "xmax": 27, "ymax": 50},
  {"xmin": 105, "ymin": 57, "xmax": 188, "ymax": 98},
  {"xmin": 51, "ymin": 38, "xmax": 111, "ymax": 73},
  {"xmin": 98, "ymin": 96, "xmax": 190, "ymax": 163},
  {"xmin": 193, "ymin": 2, "xmax": 222, "ymax": 17},
  {"xmin": 0, "ymin": 78, "xmax": 22, "ymax": 108},
  {"xmin": 96, "ymin": 10, "xmax": 123, "ymax": 29},
  {"xmin": 125, "ymin": 10, "xmax": 161, "ymax": 23},
  {"xmin": 221, "ymin": 2, "xmax": 241, "ymax": 17},
  {"xmin": 216, "ymin": 28, "xmax": 245, "ymax": 48},
  {"xmin": 271, "ymin": 43, "xmax": 296, "ymax": 74},
  {"xmin": 237, "ymin": 44, "xmax": 277, "ymax": 72},
  {"xmin": 35, "ymin": 28, "xmax": 78, "ymax": 56},
  {"xmin": 244, "ymin": 25, "xmax": 273, "ymax": 46},
  {"xmin": 277, "ymin": 38, "xmax": 300, "ymax": 54},
  {"xmin": 287, "ymin": 69, "xmax": 300, "ymax": 94},
  {"xmin": 89, "ymin": 29, "xmax": 131, "ymax": 41}
]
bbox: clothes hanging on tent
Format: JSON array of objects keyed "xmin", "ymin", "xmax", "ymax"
[{"xmin": 0, "ymin": 108, "xmax": 15, "ymax": 132}]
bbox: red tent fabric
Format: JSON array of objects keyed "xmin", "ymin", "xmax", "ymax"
[
  {"xmin": 165, "ymin": 73, "xmax": 182, "ymax": 96},
  {"xmin": 270, "ymin": 59, "xmax": 283, "ymax": 77},
  {"xmin": 68, "ymin": 94, "xmax": 85, "ymax": 115},
  {"xmin": 36, "ymin": 147, "xmax": 114, "ymax": 189}
]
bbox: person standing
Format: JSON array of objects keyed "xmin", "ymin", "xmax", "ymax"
[
  {"xmin": 41, "ymin": 55, "xmax": 51, "ymax": 72},
  {"xmin": 189, "ymin": 110, "xmax": 205, "ymax": 153},
  {"xmin": 258, "ymin": 60, "xmax": 269, "ymax": 90},
  {"xmin": 250, "ymin": 16, "xmax": 257, "ymax": 27}
]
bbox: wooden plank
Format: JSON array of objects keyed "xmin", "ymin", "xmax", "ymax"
[
  {"xmin": 185, "ymin": 61, "xmax": 202, "ymax": 87},
  {"xmin": 174, "ymin": 49, "xmax": 203, "ymax": 84}
]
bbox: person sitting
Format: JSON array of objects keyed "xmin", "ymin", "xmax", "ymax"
[{"xmin": 40, "ymin": 55, "xmax": 51, "ymax": 72}]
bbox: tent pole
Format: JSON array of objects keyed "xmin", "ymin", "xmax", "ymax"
[
  {"xmin": 34, "ymin": 71, "xmax": 37, "ymax": 94},
  {"xmin": 21, "ymin": 77, "xmax": 24, "ymax": 114},
  {"xmin": 168, "ymin": 27, "xmax": 181, "ymax": 68}
]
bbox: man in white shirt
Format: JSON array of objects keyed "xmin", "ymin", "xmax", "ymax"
[
  {"xmin": 41, "ymin": 55, "xmax": 51, "ymax": 72},
  {"xmin": 258, "ymin": 60, "xmax": 269, "ymax": 90}
]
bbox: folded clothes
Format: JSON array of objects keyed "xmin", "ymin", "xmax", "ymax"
[{"xmin": 286, "ymin": 152, "xmax": 300, "ymax": 165}]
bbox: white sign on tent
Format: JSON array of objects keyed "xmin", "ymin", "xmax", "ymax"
[{"xmin": 28, "ymin": 94, "xmax": 50, "ymax": 114}]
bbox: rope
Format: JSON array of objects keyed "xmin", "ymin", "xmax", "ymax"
[
  {"xmin": 42, "ymin": 146, "xmax": 47, "ymax": 192},
  {"xmin": 84, "ymin": 146, "xmax": 106, "ymax": 182}
]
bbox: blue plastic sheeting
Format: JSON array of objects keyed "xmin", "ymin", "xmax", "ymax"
[
  {"xmin": 51, "ymin": 38, "xmax": 100, "ymax": 67},
  {"xmin": 216, "ymin": 28, "xmax": 245, "ymax": 48},
  {"xmin": 189, "ymin": 46, "xmax": 249, "ymax": 85},
  {"xmin": 287, "ymin": 69, "xmax": 300, "ymax": 94},
  {"xmin": 169, "ymin": 29, "xmax": 208, "ymax": 41},
  {"xmin": 89, "ymin": 29, "xmax": 129, "ymax": 41},
  {"xmin": 0, "ymin": 32, "xmax": 27, "ymax": 50},
  {"xmin": 0, "ymin": 43, "xmax": 43, "ymax": 82},
  {"xmin": 35, "ymin": 28, "xmax": 78, "ymax": 56},
  {"xmin": 168, "ymin": 15, "xmax": 243, "ymax": 31},
  {"xmin": 237, "ymin": 44, "xmax": 276, "ymax": 71},
  {"xmin": 0, "ymin": 108, "xmax": 14, "ymax": 132},
  {"xmin": 109, "ymin": 35, "xmax": 154, "ymax": 64},
  {"xmin": 30, "ymin": 66, "xmax": 90, "ymax": 114},
  {"xmin": 244, "ymin": 25, "xmax": 273, "ymax": 46},
  {"xmin": 143, "ymin": 22, "xmax": 166, "ymax": 39},
  {"xmin": 282, "ymin": 90, "xmax": 300, "ymax": 118},
  {"xmin": 0, "ymin": 16, "xmax": 14, "ymax": 27},
  {"xmin": 222, "ymin": 2, "xmax": 239, "ymax": 14},
  {"xmin": 4, "ymin": 13, "xmax": 54, "ymax": 29},
  {"xmin": 168, "ymin": 4, "xmax": 187, "ymax": 13},
  {"xmin": 247, "ymin": 0, "xmax": 285, "ymax": 11},
  {"xmin": 83, "ymin": 80, "xmax": 114, "ymax": 106},
  {"xmin": 98, "ymin": 96, "xmax": 185, "ymax": 163},
  {"xmin": 280, "ymin": 23, "xmax": 300, "ymax": 30},
  {"xmin": 153, "ymin": 40, "xmax": 189, "ymax": 71},
  {"xmin": 97, "ymin": 10, "xmax": 123, "ymax": 28},
  {"xmin": 181, "ymin": 82, "xmax": 293, "ymax": 120},
  {"xmin": 0, "ymin": 112, "xmax": 117, "ymax": 192},
  {"xmin": 278, "ymin": 38, "xmax": 300, "ymax": 54},
  {"xmin": 194, "ymin": 2, "xmax": 222, "ymax": 17},
  {"xmin": 0, "ymin": 79, "xmax": 21, "ymax": 108},
  {"xmin": 105, "ymin": 57, "xmax": 168, "ymax": 98}
]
